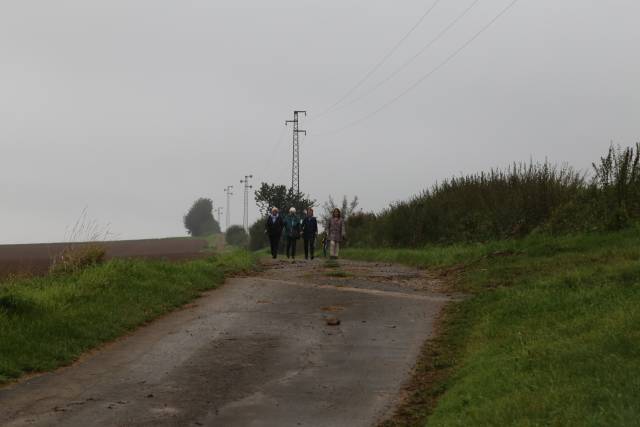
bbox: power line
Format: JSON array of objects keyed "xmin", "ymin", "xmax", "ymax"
[
  {"xmin": 260, "ymin": 125, "xmax": 287, "ymax": 179},
  {"xmin": 326, "ymin": 0, "xmax": 481, "ymax": 115},
  {"xmin": 317, "ymin": 0, "xmax": 521, "ymax": 137},
  {"xmin": 316, "ymin": 0, "xmax": 442, "ymax": 117}
]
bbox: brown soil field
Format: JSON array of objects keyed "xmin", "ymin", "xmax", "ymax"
[{"xmin": 0, "ymin": 238, "xmax": 210, "ymax": 279}]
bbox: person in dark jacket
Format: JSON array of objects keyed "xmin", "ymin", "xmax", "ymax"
[
  {"xmin": 301, "ymin": 208, "xmax": 318, "ymax": 260},
  {"xmin": 283, "ymin": 207, "xmax": 302, "ymax": 259},
  {"xmin": 264, "ymin": 207, "xmax": 284, "ymax": 259}
]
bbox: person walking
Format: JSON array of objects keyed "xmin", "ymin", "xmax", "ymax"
[
  {"xmin": 284, "ymin": 207, "xmax": 301, "ymax": 259},
  {"xmin": 264, "ymin": 207, "xmax": 284, "ymax": 259},
  {"xmin": 301, "ymin": 208, "xmax": 318, "ymax": 260},
  {"xmin": 327, "ymin": 208, "xmax": 346, "ymax": 259}
]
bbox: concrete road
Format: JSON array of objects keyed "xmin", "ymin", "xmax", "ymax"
[{"xmin": 0, "ymin": 259, "xmax": 449, "ymax": 427}]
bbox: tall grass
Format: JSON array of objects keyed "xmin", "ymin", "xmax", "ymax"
[
  {"xmin": 592, "ymin": 143, "xmax": 640, "ymax": 228},
  {"xmin": 349, "ymin": 143, "xmax": 640, "ymax": 247},
  {"xmin": 50, "ymin": 207, "xmax": 115, "ymax": 274}
]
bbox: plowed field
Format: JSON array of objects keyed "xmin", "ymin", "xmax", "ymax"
[{"xmin": 0, "ymin": 238, "xmax": 210, "ymax": 278}]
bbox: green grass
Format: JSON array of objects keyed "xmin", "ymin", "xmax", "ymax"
[
  {"xmin": 324, "ymin": 270, "xmax": 351, "ymax": 278},
  {"xmin": 343, "ymin": 228, "xmax": 640, "ymax": 426},
  {"xmin": 0, "ymin": 250, "xmax": 255, "ymax": 385},
  {"xmin": 324, "ymin": 259, "xmax": 340, "ymax": 269}
]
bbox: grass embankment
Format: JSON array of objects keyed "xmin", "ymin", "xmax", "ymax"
[
  {"xmin": 0, "ymin": 250, "xmax": 255, "ymax": 385},
  {"xmin": 343, "ymin": 229, "xmax": 640, "ymax": 426}
]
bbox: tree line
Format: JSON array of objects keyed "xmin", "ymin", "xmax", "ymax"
[{"xmin": 184, "ymin": 142, "xmax": 640, "ymax": 250}]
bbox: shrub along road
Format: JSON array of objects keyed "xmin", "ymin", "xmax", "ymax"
[{"xmin": 0, "ymin": 258, "xmax": 449, "ymax": 426}]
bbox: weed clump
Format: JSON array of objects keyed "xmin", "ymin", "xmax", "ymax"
[
  {"xmin": 50, "ymin": 245, "xmax": 106, "ymax": 275},
  {"xmin": 49, "ymin": 207, "xmax": 112, "ymax": 275}
]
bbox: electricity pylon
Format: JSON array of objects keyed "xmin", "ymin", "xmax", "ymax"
[{"xmin": 285, "ymin": 110, "xmax": 306, "ymax": 195}]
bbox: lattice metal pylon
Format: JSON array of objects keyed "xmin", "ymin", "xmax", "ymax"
[{"xmin": 285, "ymin": 110, "xmax": 306, "ymax": 195}]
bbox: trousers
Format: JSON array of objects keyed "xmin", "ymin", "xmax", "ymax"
[
  {"xmin": 269, "ymin": 234, "xmax": 280, "ymax": 258},
  {"xmin": 303, "ymin": 237, "xmax": 315, "ymax": 259},
  {"xmin": 286, "ymin": 236, "xmax": 298, "ymax": 258},
  {"xmin": 329, "ymin": 240, "xmax": 340, "ymax": 258}
]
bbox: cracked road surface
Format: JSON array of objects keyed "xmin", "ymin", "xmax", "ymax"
[{"xmin": 0, "ymin": 259, "xmax": 450, "ymax": 427}]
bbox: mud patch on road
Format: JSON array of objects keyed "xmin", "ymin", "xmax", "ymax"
[
  {"xmin": 16, "ymin": 335, "xmax": 286, "ymax": 426},
  {"xmin": 321, "ymin": 305, "xmax": 346, "ymax": 313},
  {"xmin": 130, "ymin": 334, "xmax": 283, "ymax": 424}
]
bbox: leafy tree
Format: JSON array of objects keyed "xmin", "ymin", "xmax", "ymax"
[
  {"xmin": 249, "ymin": 217, "xmax": 269, "ymax": 251},
  {"xmin": 254, "ymin": 182, "xmax": 316, "ymax": 216},
  {"xmin": 321, "ymin": 195, "xmax": 360, "ymax": 227},
  {"xmin": 183, "ymin": 198, "xmax": 220, "ymax": 236},
  {"xmin": 225, "ymin": 225, "xmax": 249, "ymax": 247}
]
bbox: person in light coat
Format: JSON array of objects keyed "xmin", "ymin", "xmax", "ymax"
[{"xmin": 326, "ymin": 208, "xmax": 346, "ymax": 259}]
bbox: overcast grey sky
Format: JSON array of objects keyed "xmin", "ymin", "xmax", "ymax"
[{"xmin": 2, "ymin": 0, "xmax": 639, "ymax": 244}]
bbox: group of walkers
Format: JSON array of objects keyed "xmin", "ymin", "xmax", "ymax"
[{"xmin": 265, "ymin": 207, "xmax": 346, "ymax": 260}]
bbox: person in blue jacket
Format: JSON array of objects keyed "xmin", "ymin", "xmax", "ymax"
[{"xmin": 301, "ymin": 208, "xmax": 318, "ymax": 260}]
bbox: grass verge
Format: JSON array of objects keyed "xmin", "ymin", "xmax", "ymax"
[
  {"xmin": 342, "ymin": 228, "xmax": 640, "ymax": 426},
  {"xmin": 0, "ymin": 250, "xmax": 256, "ymax": 385}
]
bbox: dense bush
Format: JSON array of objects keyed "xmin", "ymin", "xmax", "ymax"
[
  {"xmin": 345, "ymin": 212, "xmax": 377, "ymax": 246},
  {"xmin": 249, "ymin": 217, "xmax": 268, "ymax": 251},
  {"xmin": 225, "ymin": 225, "xmax": 249, "ymax": 248},
  {"xmin": 348, "ymin": 144, "xmax": 640, "ymax": 247}
]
